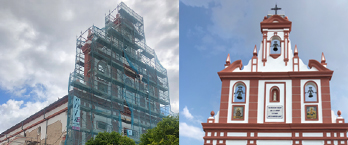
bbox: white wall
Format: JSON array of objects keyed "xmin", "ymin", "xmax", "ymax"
[{"xmin": 258, "ymin": 80, "xmax": 292, "ymax": 123}]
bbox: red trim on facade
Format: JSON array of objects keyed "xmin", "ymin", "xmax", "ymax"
[
  {"xmin": 219, "ymin": 80, "xmax": 231, "ymax": 123},
  {"xmin": 260, "ymin": 15, "xmax": 292, "ymax": 33},
  {"xmin": 321, "ymin": 78, "xmax": 332, "ymax": 123},
  {"xmin": 220, "ymin": 60, "xmax": 243, "ymax": 72},
  {"xmin": 232, "ymin": 81, "xmax": 247, "ymax": 103},
  {"xmin": 303, "ymin": 81, "xmax": 319, "ymax": 103},
  {"xmin": 308, "ymin": 59, "xmax": 331, "ymax": 71},
  {"xmin": 249, "ymin": 80, "xmax": 258, "ymax": 123},
  {"xmin": 292, "ymin": 79, "xmax": 301, "ymax": 123},
  {"xmin": 218, "ymin": 71, "xmax": 333, "ymax": 81}
]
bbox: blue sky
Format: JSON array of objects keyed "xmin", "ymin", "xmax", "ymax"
[{"xmin": 179, "ymin": 0, "xmax": 348, "ymax": 144}]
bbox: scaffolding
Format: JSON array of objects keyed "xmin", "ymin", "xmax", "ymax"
[{"xmin": 64, "ymin": 2, "xmax": 171, "ymax": 144}]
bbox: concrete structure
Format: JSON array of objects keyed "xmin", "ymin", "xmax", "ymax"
[
  {"xmin": 0, "ymin": 96, "xmax": 68, "ymax": 145},
  {"xmin": 202, "ymin": 6, "xmax": 348, "ymax": 145}
]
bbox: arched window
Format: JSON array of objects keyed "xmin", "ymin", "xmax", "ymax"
[
  {"xmin": 232, "ymin": 82, "xmax": 246, "ymax": 103},
  {"xmin": 304, "ymin": 81, "xmax": 318, "ymax": 102},
  {"xmin": 270, "ymin": 86, "xmax": 280, "ymax": 102},
  {"xmin": 270, "ymin": 36, "xmax": 281, "ymax": 55}
]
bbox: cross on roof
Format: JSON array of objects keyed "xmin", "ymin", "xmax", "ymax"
[{"xmin": 271, "ymin": 4, "xmax": 281, "ymax": 15}]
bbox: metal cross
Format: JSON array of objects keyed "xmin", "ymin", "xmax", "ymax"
[{"xmin": 271, "ymin": 4, "xmax": 281, "ymax": 15}]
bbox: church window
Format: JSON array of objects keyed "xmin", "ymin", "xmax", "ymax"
[
  {"xmin": 304, "ymin": 81, "xmax": 318, "ymax": 103},
  {"xmin": 305, "ymin": 105, "xmax": 318, "ymax": 121},
  {"xmin": 270, "ymin": 36, "xmax": 281, "ymax": 59},
  {"xmin": 232, "ymin": 82, "xmax": 246, "ymax": 103},
  {"xmin": 232, "ymin": 105, "xmax": 244, "ymax": 120},
  {"xmin": 270, "ymin": 86, "xmax": 280, "ymax": 102}
]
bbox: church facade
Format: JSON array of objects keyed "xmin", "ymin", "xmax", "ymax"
[{"xmin": 201, "ymin": 7, "xmax": 348, "ymax": 145}]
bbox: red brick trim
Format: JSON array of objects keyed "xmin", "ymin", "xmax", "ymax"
[
  {"xmin": 292, "ymin": 79, "xmax": 301, "ymax": 123},
  {"xmin": 218, "ymin": 71, "xmax": 333, "ymax": 80},
  {"xmin": 248, "ymin": 80, "xmax": 258, "ymax": 123},
  {"xmin": 220, "ymin": 60, "xmax": 243, "ymax": 72}
]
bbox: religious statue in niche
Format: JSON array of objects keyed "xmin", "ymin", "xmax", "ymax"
[
  {"xmin": 270, "ymin": 87, "xmax": 279, "ymax": 102},
  {"xmin": 306, "ymin": 106, "xmax": 317, "ymax": 119},
  {"xmin": 233, "ymin": 106, "xmax": 244, "ymax": 119}
]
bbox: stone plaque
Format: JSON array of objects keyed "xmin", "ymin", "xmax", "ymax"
[{"xmin": 267, "ymin": 105, "xmax": 283, "ymax": 119}]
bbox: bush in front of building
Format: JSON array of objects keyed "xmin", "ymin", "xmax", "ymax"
[
  {"xmin": 86, "ymin": 131, "xmax": 135, "ymax": 145},
  {"xmin": 139, "ymin": 115, "xmax": 179, "ymax": 145}
]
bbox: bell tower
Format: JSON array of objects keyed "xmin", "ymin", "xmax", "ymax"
[{"xmin": 260, "ymin": 4, "xmax": 292, "ymax": 66}]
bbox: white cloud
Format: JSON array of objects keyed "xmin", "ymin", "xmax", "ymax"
[
  {"xmin": 179, "ymin": 122, "xmax": 205, "ymax": 141},
  {"xmin": 0, "ymin": 100, "xmax": 48, "ymax": 132},
  {"xmin": 182, "ymin": 106, "xmax": 194, "ymax": 119}
]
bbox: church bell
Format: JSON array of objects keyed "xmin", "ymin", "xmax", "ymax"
[
  {"xmin": 237, "ymin": 92, "xmax": 243, "ymax": 100},
  {"xmin": 273, "ymin": 41, "xmax": 278, "ymax": 51}
]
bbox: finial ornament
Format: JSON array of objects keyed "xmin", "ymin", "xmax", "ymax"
[
  {"xmin": 271, "ymin": 4, "xmax": 281, "ymax": 15},
  {"xmin": 211, "ymin": 111, "xmax": 215, "ymax": 117},
  {"xmin": 321, "ymin": 52, "xmax": 326, "ymax": 63},
  {"xmin": 294, "ymin": 45, "xmax": 298, "ymax": 56},
  {"xmin": 225, "ymin": 54, "xmax": 231, "ymax": 67},
  {"xmin": 253, "ymin": 45, "xmax": 257, "ymax": 56},
  {"xmin": 338, "ymin": 110, "xmax": 342, "ymax": 117}
]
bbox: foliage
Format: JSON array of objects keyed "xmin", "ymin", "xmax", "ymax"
[
  {"xmin": 139, "ymin": 115, "xmax": 179, "ymax": 145},
  {"xmin": 86, "ymin": 131, "xmax": 135, "ymax": 145}
]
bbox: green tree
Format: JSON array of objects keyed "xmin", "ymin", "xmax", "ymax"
[
  {"xmin": 139, "ymin": 115, "xmax": 179, "ymax": 145},
  {"xmin": 86, "ymin": 131, "xmax": 135, "ymax": 145}
]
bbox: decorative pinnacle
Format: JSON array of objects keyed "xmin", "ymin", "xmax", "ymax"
[
  {"xmin": 294, "ymin": 45, "xmax": 298, "ymax": 55},
  {"xmin": 253, "ymin": 45, "xmax": 257, "ymax": 56},
  {"xmin": 321, "ymin": 52, "xmax": 326, "ymax": 63},
  {"xmin": 225, "ymin": 54, "xmax": 231, "ymax": 67},
  {"xmin": 211, "ymin": 111, "xmax": 215, "ymax": 117},
  {"xmin": 338, "ymin": 110, "xmax": 342, "ymax": 117}
]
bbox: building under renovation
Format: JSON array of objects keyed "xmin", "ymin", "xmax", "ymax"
[
  {"xmin": 0, "ymin": 2, "xmax": 171, "ymax": 145},
  {"xmin": 65, "ymin": 2, "xmax": 171, "ymax": 144}
]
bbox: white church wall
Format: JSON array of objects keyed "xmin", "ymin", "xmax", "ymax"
[
  {"xmin": 302, "ymin": 140, "xmax": 324, "ymax": 145},
  {"xmin": 225, "ymin": 140, "xmax": 247, "ymax": 145},
  {"xmin": 258, "ymin": 80, "xmax": 292, "ymax": 123},
  {"xmin": 228, "ymin": 80, "xmax": 250, "ymax": 123},
  {"xmin": 300, "ymin": 79, "xmax": 322, "ymax": 123},
  {"xmin": 257, "ymin": 140, "xmax": 292, "ymax": 145}
]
